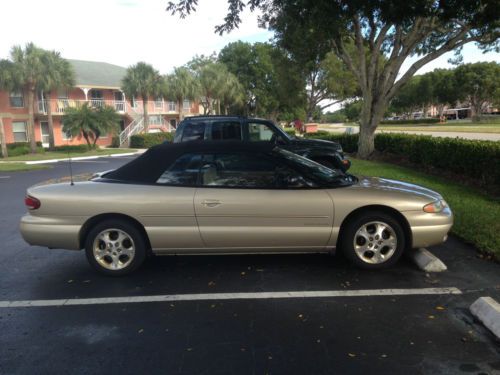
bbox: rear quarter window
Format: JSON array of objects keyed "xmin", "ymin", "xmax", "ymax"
[{"xmin": 181, "ymin": 123, "xmax": 206, "ymax": 141}]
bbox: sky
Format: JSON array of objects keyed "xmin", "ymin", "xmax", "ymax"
[{"xmin": 0, "ymin": 0, "xmax": 498, "ymax": 76}]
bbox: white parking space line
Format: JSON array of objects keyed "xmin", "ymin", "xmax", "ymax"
[
  {"xmin": 0, "ymin": 176, "xmax": 10, "ymax": 179},
  {"xmin": 0, "ymin": 287, "xmax": 462, "ymax": 308}
]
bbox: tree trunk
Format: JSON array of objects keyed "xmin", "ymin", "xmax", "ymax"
[
  {"xmin": 82, "ymin": 131, "xmax": 92, "ymax": 149},
  {"xmin": 178, "ymin": 98, "xmax": 184, "ymax": 122},
  {"xmin": 46, "ymin": 92, "xmax": 56, "ymax": 150},
  {"xmin": 27, "ymin": 89, "xmax": 37, "ymax": 153},
  {"xmin": 217, "ymin": 100, "xmax": 221, "ymax": 115},
  {"xmin": 357, "ymin": 98, "xmax": 386, "ymax": 159},
  {"xmin": 0, "ymin": 116, "xmax": 8, "ymax": 159},
  {"xmin": 142, "ymin": 96, "xmax": 149, "ymax": 133}
]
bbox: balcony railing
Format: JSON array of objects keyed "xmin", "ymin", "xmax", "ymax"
[
  {"xmin": 37, "ymin": 99, "xmax": 193, "ymax": 116},
  {"xmin": 37, "ymin": 99, "xmax": 127, "ymax": 114}
]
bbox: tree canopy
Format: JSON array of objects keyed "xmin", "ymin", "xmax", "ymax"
[{"xmin": 167, "ymin": 0, "xmax": 500, "ymax": 157}]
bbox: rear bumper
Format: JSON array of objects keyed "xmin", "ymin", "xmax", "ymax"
[
  {"xmin": 20, "ymin": 214, "xmax": 82, "ymax": 250},
  {"xmin": 402, "ymin": 207, "xmax": 453, "ymax": 248}
]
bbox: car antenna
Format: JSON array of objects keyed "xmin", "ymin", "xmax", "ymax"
[{"xmin": 67, "ymin": 143, "xmax": 74, "ymax": 186}]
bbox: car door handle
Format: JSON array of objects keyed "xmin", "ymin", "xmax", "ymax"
[{"xmin": 201, "ymin": 199, "xmax": 221, "ymax": 207}]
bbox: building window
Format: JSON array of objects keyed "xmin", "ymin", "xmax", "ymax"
[
  {"xmin": 10, "ymin": 92, "xmax": 24, "ymax": 108},
  {"xmin": 183, "ymin": 100, "xmax": 191, "ymax": 110},
  {"xmin": 168, "ymin": 101, "xmax": 176, "ymax": 111},
  {"xmin": 61, "ymin": 129, "xmax": 72, "ymax": 141},
  {"xmin": 149, "ymin": 115, "xmax": 163, "ymax": 125},
  {"xmin": 155, "ymin": 97, "xmax": 163, "ymax": 108},
  {"xmin": 12, "ymin": 121, "xmax": 28, "ymax": 142}
]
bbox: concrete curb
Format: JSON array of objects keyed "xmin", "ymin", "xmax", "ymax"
[
  {"xmin": 25, "ymin": 151, "xmax": 140, "ymax": 165},
  {"xmin": 470, "ymin": 297, "xmax": 500, "ymax": 339},
  {"xmin": 408, "ymin": 248, "xmax": 447, "ymax": 272}
]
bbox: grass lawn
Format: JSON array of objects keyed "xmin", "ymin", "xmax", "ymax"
[
  {"xmin": 0, "ymin": 163, "xmax": 50, "ymax": 172},
  {"xmin": 349, "ymin": 158, "xmax": 500, "ymax": 259},
  {"xmin": 4, "ymin": 148, "xmax": 137, "ymax": 162}
]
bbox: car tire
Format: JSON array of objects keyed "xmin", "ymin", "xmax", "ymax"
[
  {"xmin": 340, "ymin": 211, "xmax": 405, "ymax": 269},
  {"xmin": 85, "ymin": 219, "xmax": 147, "ymax": 276}
]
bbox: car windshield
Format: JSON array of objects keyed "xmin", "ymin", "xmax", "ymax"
[{"xmin": 273, "ymin": 148, "xmax": 353, "ymax": 186}]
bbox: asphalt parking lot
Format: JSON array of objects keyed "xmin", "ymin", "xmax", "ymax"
[{"xmin": 0, "ymin": 156, "xmax": 499, "ymax": 375}]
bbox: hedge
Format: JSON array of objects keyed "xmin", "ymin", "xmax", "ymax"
[
  {"xmin": 52, "ymin": 145, "xmax": 90, "ymax": 153},
  {"xmin": 2, "ymin": 142, "xmax": 44, "ymax": 157},
  {"xmin": 304, "ymin": 132, "xmax": 500, "ymax": 187},
  {"xmin": 283, "ymin": 128, "xmax": 296, "ymax": 137},
  {"xmin": 380, "ymin": 118, "xmax": 440, "ymax": 125},
  {"xmin": 129, "ymin": 132, "xmax": 175, "ymax": 148}
]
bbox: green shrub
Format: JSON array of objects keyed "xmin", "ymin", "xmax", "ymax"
[
  {"xmin": 3, "ymin": 142, "xmax": 44, "ymax": 157},
  {"xmin": 380, "ymin": 118, "xmax": 440, "ymax": 125},
  {"xmin": 303, "ymin": 132, "xmax": 500, "ymax": 187},
  {"xmin": 283, "ymin": 128, "xmax": 296, "ymax": 137},
  {"xmin": 110, "ymin": 136, "xmax": 120, "ymax": 148},
  {"xmin": 130, "ymin": 132, "xmax": 175, "ymax": 148},
  {"xmin": 52, "ymin": 145, "xmax": 91, "ymax": 153},
  {"xmin": 7, "ymin": 141, "xmax": 43, "ymax": 149}
]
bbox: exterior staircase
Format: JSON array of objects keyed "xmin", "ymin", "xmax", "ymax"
[{"xmin": 119, "ymin": 116, "xmax": 145, "ymax": 147}]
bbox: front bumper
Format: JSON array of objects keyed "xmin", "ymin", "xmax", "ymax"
[
  {"xmin": 402, "ymin": 207, "xmax": 453, "ymax": 248},
  {"xmin": 20, "ymin": 214, "xmax": 82, "ymax": 250}
]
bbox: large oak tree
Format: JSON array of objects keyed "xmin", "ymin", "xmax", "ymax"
[{"xmin": 167, "ymin": 0, "xmax": 499, "ymax": 158}]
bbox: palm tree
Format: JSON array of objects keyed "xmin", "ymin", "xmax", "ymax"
[
  {"xmin": 0, "ymin": 59, "xmax": 16, "ymax": 158},
  {"xmin": 62, "ymin": 103, "xmax": 97, "ymax": 148},
  {"xmin": 121, "ymin": 62, "xmax": 163, "ymax": 133},
  {"xmin": 40, "ymin": 51, "xmax": 75, "ymax": 150},
  {"xmin": 92, "ymin": 105, "xmax": 121, "ymax": 146},
  {"xmin": 164, "ymin": 67, "xmax": 199, "ymax": 122},
  {"xmin": 62, "ymin": 103, "xmax": 120, "ymax": 149},
  {"xmin": 196, "ymin": 62, "xmax": 227, "ymax": 115},
  {"xmin": 220, "ymin": 73, "xmax": 244, "ymax": 115},
  {"xmin": 10, "ymin": 43, "xmax": 48, "ymax": 153}
]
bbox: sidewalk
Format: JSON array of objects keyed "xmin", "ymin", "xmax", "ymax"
[{"xmin": 0, "ymin": 149, "xmax": 146, "ymax": 165}]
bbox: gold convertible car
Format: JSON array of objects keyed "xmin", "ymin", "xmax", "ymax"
[{"xmin": 20, "ymin": 141, "xmax": 453, "ymax": 276}]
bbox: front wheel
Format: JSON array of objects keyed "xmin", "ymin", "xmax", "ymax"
[
  {"xmin": 85, "ymin": 219, "xmax": 147, "ymax": 276},
  {"xmin": 340, "ymin": 212, "xmax": 405, "ymax": 269}
]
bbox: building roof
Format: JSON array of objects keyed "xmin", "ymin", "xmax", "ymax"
[{"xmin": 67, "ymin": 59, "xmax": 127, "ymax": 89}]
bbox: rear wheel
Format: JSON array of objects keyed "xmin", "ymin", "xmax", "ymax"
[
  {"xmin": 340, "ymin": 211, "xmax": 405, "ymax": 269},
  {"xmin": 85, "ymin": 219, "xmax": 146, "ymax": 276}
]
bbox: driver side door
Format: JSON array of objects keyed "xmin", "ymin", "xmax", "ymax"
[{"xmin": 193, "ymin": 152, "xmax": 334, "ymax": 252}]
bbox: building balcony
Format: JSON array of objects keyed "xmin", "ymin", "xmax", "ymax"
[
  {"xmin": 37, "ymin": 99, "xmax": 127, "ymax": 115},
  {"xmin": 36, "ymin": 99, "xmax": 195, "ymax": 117}
]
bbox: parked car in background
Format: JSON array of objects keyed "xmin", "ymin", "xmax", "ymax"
[
  {"xmin": 173, "ymin": 116, "xmax": 351, "ymax": 171},
  {"xmin": 21, "ymin": 141, "xmax": 453, "ymax": 276}
]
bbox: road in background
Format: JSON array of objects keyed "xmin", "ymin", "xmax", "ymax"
[{"xmin": 319, "ymin": 124, "xmax": 500, "ymax": 141}]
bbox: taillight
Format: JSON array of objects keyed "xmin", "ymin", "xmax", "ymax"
[{"xmin": 25, "ymin": 195, "xmax": 41, "ymax": 210}]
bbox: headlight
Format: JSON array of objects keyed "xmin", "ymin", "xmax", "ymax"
[{"xmin": 423, "ymin": 200, "xmax": 448, "ymax": 213}]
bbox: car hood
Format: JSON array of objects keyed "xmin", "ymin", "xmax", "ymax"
[
  {"xmin": 287, "ymin": 138, "xmax": 342, "ymax": 152},
  {"xmin": 354, "ymin": 176, "xmax": 443, "ymax": 202}
]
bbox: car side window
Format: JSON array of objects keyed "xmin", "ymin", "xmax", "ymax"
[
  {"xmin": 211, "ymin": 121, "xmax": 242, "ymax": 140},
  {"xmin": 156, "ymin": 153, "xmax": 203, "ymax": 185},
  {"xmin": 181, "ymin": 123, "xmax": 206, "ymax": 141},
  {"xmin": 248, "ymin": 122, "xmax": 276, "ymax": 141},
  {"xmin": 200, "ymin": 153, "xmax": 315, "ymax": 189}
]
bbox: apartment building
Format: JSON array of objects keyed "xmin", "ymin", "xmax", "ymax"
[{"xmin": 0, "ymin": 59, "xmax": 200, "ymax": 147}]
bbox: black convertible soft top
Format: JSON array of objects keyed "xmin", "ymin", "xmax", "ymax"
[{"xmin": 104, "ymin": 140, "xmax": 276, "ymax": 183}]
